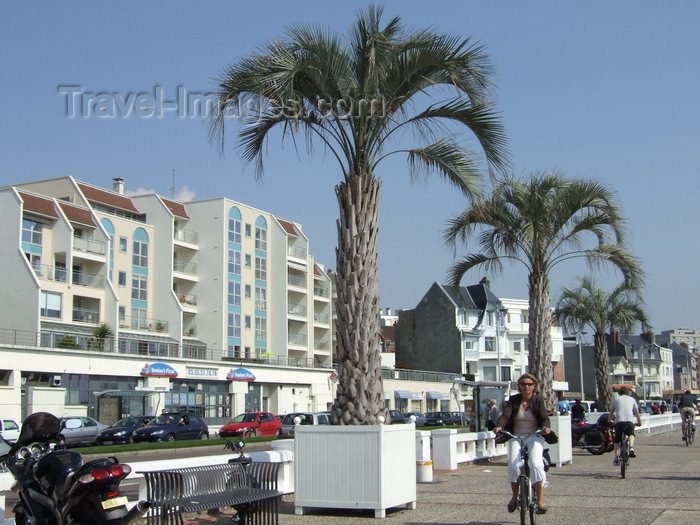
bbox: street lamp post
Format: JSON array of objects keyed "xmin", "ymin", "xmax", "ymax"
[
  {"xmin": 576, "ymin": 330, "xmax": 587, "ymax": 399},
  {"xmin": 496, "ymin": 308, "xmax": 508, "ymax": 383}
]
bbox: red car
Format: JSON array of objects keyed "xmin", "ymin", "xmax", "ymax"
[{"xmin": 219, "ymin": 412, "xmax": 282, "ymax": 438}]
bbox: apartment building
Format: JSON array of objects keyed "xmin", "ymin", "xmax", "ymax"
[{"xmin": 0, "ymin": 176, "xmax": 336, "ymax": 423}]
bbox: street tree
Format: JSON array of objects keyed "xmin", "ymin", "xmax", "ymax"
[
  {"xmin": 555, "ymin": 277, "xmax": 650, "ymax": 411},
  {"xmin": 209, "ymin": 5, "xmax": 509, "ymax": 424},
  {"xmin": 444, "ymin": 173, "xmax": 642, "ymax": 412}
]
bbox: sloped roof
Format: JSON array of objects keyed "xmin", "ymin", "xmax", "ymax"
[
  {"xmin": 161, "ymin": 197, "xmax": 189, "ymax": 219},
  {"xmin": 57, "ymin": 201, "xmax": 97, "ymax": 227},
  {"xmin": 440, "ymin": 283, "xmax": 478, "ymax": 309},
  {"xmin": 19, "ymin": 192, "xmax": 59, "ymax": 218},
  {"xmin": 77, "ymin": 183, "xmax": 140, "ymax": 213},
  {"xmin": 277, "ymin": 218, "xmax": 300, "ymax": 236}
]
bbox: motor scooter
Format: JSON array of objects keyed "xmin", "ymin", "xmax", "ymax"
[
  {"xmin": 571, "ymin": 412, "xmax": 614, "ymax": 455},
  {"xmin": 1, "ymin": 412, "xmax": 149, "ymax": 524}
]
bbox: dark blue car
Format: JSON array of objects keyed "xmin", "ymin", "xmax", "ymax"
[
  {"xmin": 132, "ymin": 412, "xmax": 209, "ymax": 443},
  {"xmin": 95, "ymin": 415, "xmax": 153, "ymax": 445}
]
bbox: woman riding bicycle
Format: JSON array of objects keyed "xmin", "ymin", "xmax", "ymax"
[{"xmin": 493, "ymin": 373, "xmax": 553, "ymax": 515}]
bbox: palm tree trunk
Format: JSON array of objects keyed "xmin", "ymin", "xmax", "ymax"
[
  {"xmin": 594, "ymin": 332, "xmax": 613, "ymax": 411},
  {"xmin": 331, "ymin": 173, "xmax": 386, "ymax": 425},
  {"xmin": 528, "ymin": 271, "xmax": 556, "ymax": 413}
]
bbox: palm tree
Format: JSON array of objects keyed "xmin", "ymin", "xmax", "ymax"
[
  {"xmin": 555, "ymin": 277, "xmax": 650, "ymax": 411},
  {"xmin": 444, "ymin": 173, "xmax": 643, "ymax": 412},
  {"xmin": 209, "ymin": 5, "xmax": 509, "ymax": 425}
]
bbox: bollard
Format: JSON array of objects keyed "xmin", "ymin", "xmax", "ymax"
[
  {"xmin": 415, "ymin": 428, "xmax": 434, "ymax": 483},
  {"xmin": 416, "ymin": 460, "xmax": 434, "ymax": 482}
]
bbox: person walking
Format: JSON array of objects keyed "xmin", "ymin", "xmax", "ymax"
[
  {"xmin": 493, "ymin": 373, "xmax": 553, "ymax": 515},
  {"xmin": 678, "ymin": 389, "xmax": 699, "ymax": 440},
  {"xmin": 609, "ymin": 386, "xmax": 642, "ymax": 464},
  {"xmin": 486, "ymin": 399, "xmax": 500, "ymax": 430}
]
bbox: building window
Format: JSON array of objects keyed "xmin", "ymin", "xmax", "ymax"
[
  {"xmin": 228, "ymin": 217, "xmax": 241, "ymax": 244},
  {"xmin": 513, "ymin": 341, "xmax": 521, "ymax": 353},
  {"xmin": 522, "ymin": 310, "xmax": 530, "ymax": 323},
  {"xmin": 255, "ymin": 226, "xmax": 267, "ymax": 252},
  {"xmin": 245, "ymin": 315, "xmax": 251, "ymax": 329},
  {"xmin": 118, "ymin": 271, "xmax": 127, "ymax": 286},
  {"xmin": 255, "ymin": 317, "xmax": 266, "ymax": 341},
  {"xmin": 132, "ymin": 240, "xmax": 148, "ymax": 267},
  {"xmin": 132, "ymin": 308, "xmax": 147, "ymax": 329},
  {"xmin": 228, "ymin": 313, "xmax": 241, "ymax": 338},
  {"xmin": 25, "ymin": 253, "xmax": 41, "ymax": 274},
  {"xmin": 228, "ymin": 250, "xmax": 241, "ymax": 275},
  {"xmin": 464, "ymin": 341, "xmax": 474, "ymax": 350},
  {"xmin": 40, "ymin": 291, "xmax": 62, "ymax": 318},
  {"xmin": 22, "ymin": 219, "xmax": 42, "ymax": 245},
  {"xmin": 255, "ymin": 287, "xmax": 266, "ymax": 310},
  {"xmin": 501, "ymin": 367, "xmax": 511, "ymax": 382},
  {"xmin": 482, "ymin": 366, "xmax": 497, "ymax": 381},
  {"xmin": 244, "ymin": 285, "xmax": 251, "ymax": 299},
  {"xmin": 255, "ymin": 257, "xmax": 266, "ymax": 281},
  {"xmin": 228, "ymin": 281, "xmax": 241, "ymax": 306},
  {"xmin": 131, "ymin": 275, "xmax": 147, "ymax": 300},
  {"xmin": 119, "ymin": 237, "xmax": 127, "ymax": 252},
  {"xmin": 245, "ymin": 254, "xmax": 251, "ymax": 268},
  {"xmin": 245, "ymin": 223, "xmax": 251, "ymax": 237},
  {"xmin": 119, "ymin": 305, "xmax": 126, "ymax": 323},
  {"xmin": 485, "ymin": 338, "xmax": 495, "ymax": 351}
]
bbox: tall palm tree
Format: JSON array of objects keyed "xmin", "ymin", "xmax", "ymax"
[
  {"xmin": 444, "ymin": 173, "xmax": 643, "ymax": 412},
  {"xmin": 209, "ymin": 5, "xmax": 509, "ymax": 424},
  {"xmin": 555, "ymin": 277, "xmax": 650, "ymax": 411}
]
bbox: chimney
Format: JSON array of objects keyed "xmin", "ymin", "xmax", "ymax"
[
  {"xmin": 112, "ymin": 177, "xmax": 125, "ymax": 194},
  {"xmin": 479, "ymin": 276, "xmax": 490, "ymax": 288},
  {"xmin": 386, "ymin": 307, "xmax": 392, "ymax": 316},
  {"xmin": 641, "ymin": 331, "xmax": 655, "ymax": 344}
]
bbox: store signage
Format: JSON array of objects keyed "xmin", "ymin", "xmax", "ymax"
[
  {"xmin": 186, "ymin": 367, "xmax": 218, "ymax": 378},
  {"xmin": 226, "ymin": 368, "xmax": 255, "ymax": 381},
  {"xmin": 140, "ymin": 362, "xmax": 178, "ymax": 377}
]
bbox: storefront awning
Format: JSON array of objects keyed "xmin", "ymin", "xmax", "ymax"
[
  {"xmin": 394, "ymin": 390, "xmax": 421, "ymax": 400},
  {"xmin": 426, "ymin": 391, "xmax": 445, "ymax": 400}
]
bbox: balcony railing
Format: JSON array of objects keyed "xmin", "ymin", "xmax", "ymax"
[
  {"xmin": 313, "ymin": 285, "xmax": 329, "ymax": 298},
  {"xmin": 72, "ymin": 270, "xmax": 105, "ymax": 289},
  {"xmin": 288, "ymin": 333, "xmax": 307, "ymax": 346},
  {"xmin": 287, "ymin": 274, "xmax": 306, "ymax": 288},
  {"xmin": 174, "ymin": 228, "xmax": 199, "ymax": 245},
  {"xmin": 288, "ymin": 304, "xmax": 306, "ymax": 317},
  {"xmin": 314, "ymin": 339, "xmax": 329, "ymax": 351},
  {"xmin": 72, "ymin": 307, "xmax": 99, "ymax": 324},
  {"xmin": 288, "ymin": 245, "xmax": 307, "ymax": 259},
  {"xmin": 382, "ymin": 368, "xmax": 465, "ymax": 383},
  {"xmin": 313, "ymin": 312, "xmax": 330, "ymax": 324},
  {"xmin": 177, "ymin": 294, "xmax": 198, "ymax": 307},
  {"xmin": 119, "ymin": 316, "xmax": 169, "ymax": 333},
  {"xmin": 35, "ymin": 264, "xmax": 68, "ymax": 283},
  {"xmin": 73, "ymin": 237, "xmax": 106, "ymax": 256},
  {"xmin": 173, "ymin": 260, "xmax": 197, "ymax": 275}
]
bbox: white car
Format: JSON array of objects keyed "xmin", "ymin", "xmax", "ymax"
[
  {"xmin": 0, "ymin": 418, "xmax": 21, "ymax": 442},
  {"xmin": 279, "ymin": 411, "xmax": 331, "ymax": 438}
]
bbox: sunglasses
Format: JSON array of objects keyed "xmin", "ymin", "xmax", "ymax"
[{"xmin": 520, "ymin": 382, "xmax": 535, "ymax": 387}]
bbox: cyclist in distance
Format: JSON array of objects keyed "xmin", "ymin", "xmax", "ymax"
[
  {"xmin": 493, "ymin": 373, "xmax": 552, "ymax": 515},
  {"xmin": 608, "ymin": 386, "xmax": 642, "ymax": 465},
  {"xmin": 678, "ymin": 389, "xmax": 699, "ymax": 440}
]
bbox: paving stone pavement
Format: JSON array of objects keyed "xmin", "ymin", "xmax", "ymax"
[{"xmin": 174, "ymin": 428, "xmax": 700, "ymax": 525}]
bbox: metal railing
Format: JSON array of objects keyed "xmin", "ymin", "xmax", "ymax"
[
  {"xmin": 118, "ymin": 316, "xmax": 169, "ymax": 333},
  {"xmin": 72, "ymin": 308, "xmax": 99, "ymax": 324},
  {"xmin": 36, "ymin": 264, "xmax": 68, "ymax": 282},
  {"xmin": 174, "ymin": 228, "xmax": 199, "ymax": 245},
  {"xmin": 173, "ymin": 260, "xmax": 197, "ymax": 275},
  {"xmin": 73, "ymin": 237, "xmax": 106, "ymax": 256}
]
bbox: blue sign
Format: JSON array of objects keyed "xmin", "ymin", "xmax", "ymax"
[
  {"xmin": 226, "ymin": 368, "xmax": 256, "ymax": 381},
  {"xmin": 140, "ymin": 362, "xmax": 178, "ymax": 377}
]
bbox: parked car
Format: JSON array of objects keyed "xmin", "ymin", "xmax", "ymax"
[
  {"xmin": 279, "ymin": 411, "xmax": 331, "ymax": 438},
  {"xmin": 0, "ymin": 418, "xmax": 21, "ymax": 442},
  {"xmin": 58, "ymin": 416, "xmax": 110, "ymax": 445},
  {"xmin": 131, "ymin": 412, "xmax": 209, "ymax": 443},
  {"xmin": 404, "ymin": 412, "xmax": 427, "ymax": 427},
  {"xmin": 219, "ymin": 412, "xmax": 282, "ymax": 438},
  {"xmin": 388, "ymin": 410, "xmax": 409, "ymax": 424},
  {"xmin": 425, "ymin": 411, "xmax": 465, "ymax": 427},
  {"xmin": 95, "ymin": 415, "xmax": 154, "ymax": 445}
]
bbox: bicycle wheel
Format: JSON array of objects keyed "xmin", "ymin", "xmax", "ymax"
[
  {"xmin": 620, "ymin": 438, "xmax": 627, "ymax": 479},
  {"xmin": 519, "ymin": 476, "xmax": 529, "ymax": 525},
  {"xmin": 687, "ymin": 423, "xmax": 694, "ymax": 445}
]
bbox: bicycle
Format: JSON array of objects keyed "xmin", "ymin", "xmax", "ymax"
[
  {"xmin": 500, "ymin": 430, "xmax": 542, "ymax": 525},
  {"xmin": 684, "ymin": 418, "xmax": 695, "ymax": 446},
  {"xmin": 619, "ymin": 433, "xmax": 630, "ymax": 478}
]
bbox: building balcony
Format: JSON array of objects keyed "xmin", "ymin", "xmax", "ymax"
[
  {"xmin": 72, "ymin": 307, "xmax": 99, "ymax": 324},
  {"xmin": 178, "ymin": 294, "xmax": 198, "ymax": 311},
  {"xmin": 313, "ymin": 312, "xmax": 330, "ymax": 325},
  {"xmin": 173, "ymin": 228, "xmax": 199, "ymax": 247},
  {"xmin": 313, "ymin": 285, "xmax": 329, "ymax": 298},
  {"xmin": 173, "ymin": 260, "xmax": 198, "ymax": 281},
  {"xmin": 36, "ymin": 264, "xmax": 68, "ymax": 283},
  {"xmin": 72, "ymin": 270, "xmax": 105, "ymax": 289},
  {"xmin": 119, "ymin": 316, "xmax": 169, "ymax": 333},
  {"xmin": 288, "ymin": 333, "xmax": 307, "ymax": 347},
  {"xmin": 288, "ymin": 245, "xmax": 307, "ymax": 260},
  {"xmin": 287, "ymin": 274, "xmax": 306, "ymax": 289},
  {"xmin": 73, "ymin": 237, "xmax": 106, "ymax": 257},
  {"xmin": 288, "ymin": 304, "xmax": 307, "ymax": 318}
]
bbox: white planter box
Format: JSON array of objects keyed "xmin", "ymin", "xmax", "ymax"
[
  {"xmin": 549, "ymin": 414, "xmax": 573, "ymax": 466},
  {"xmin": 294, "ymin": 424, "xmax": 417, "ymax": 518}
]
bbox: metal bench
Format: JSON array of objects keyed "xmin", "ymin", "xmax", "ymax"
[{"xmin": 141, "ymin": 461, "xmax": 281, "ymax": 524}]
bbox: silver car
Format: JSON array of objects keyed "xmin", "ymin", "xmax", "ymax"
[
  {"xmin": 59, "ymin": 416, "xmax": 109, "ymax": 446},
  {"xmin": 280, "ymin": 411, "xmax": 331, "ymax": 438}
]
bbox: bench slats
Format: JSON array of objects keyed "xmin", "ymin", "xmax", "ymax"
[{"xmin": 141, "ymin": 462, "xmax": 281, "ymax": 525}]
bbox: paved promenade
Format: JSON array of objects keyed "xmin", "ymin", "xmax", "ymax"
[{"xmin": 179, "ymin": 428, "xmax": 700, "ymax": 525}]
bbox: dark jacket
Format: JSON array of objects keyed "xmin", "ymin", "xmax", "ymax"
[{"xmin": 496, "ymin": 393, "xmax": 551, "ymax": 434}]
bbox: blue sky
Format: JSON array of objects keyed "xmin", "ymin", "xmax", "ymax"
[{"xmin": 2, "ymin": 1, "xmax": 698, "ymax": 335}]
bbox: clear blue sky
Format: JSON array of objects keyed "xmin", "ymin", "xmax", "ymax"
[{"xmin": 2, "ymin": 1, "xmax": 698, "ymax": 335}]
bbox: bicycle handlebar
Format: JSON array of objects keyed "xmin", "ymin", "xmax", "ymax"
[{"xmin": 499, "ymin": 429, "xmax": 543, "ymax": 440}]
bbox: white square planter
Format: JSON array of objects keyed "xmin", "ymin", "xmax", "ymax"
[
  {"xmin": 548, "ymin": 414, "xmax": 573, "ymax": 466},
  {"xmin": 294, "ymin": 424, "xmax": 417, "ymax": 518}
]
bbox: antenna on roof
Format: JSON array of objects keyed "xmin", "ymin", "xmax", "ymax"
[{"xmin": 170, "ymin": 169, "xmax": 175, "ymax": 198}]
